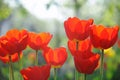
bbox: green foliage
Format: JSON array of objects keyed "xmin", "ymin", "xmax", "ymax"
[
  {"xmin": 19, "ymin": 6, "xmax": 28, "ymax": 17},
  {"xmin": 0, "ymin": 0, "xmax": 11, "ymax": 21}
]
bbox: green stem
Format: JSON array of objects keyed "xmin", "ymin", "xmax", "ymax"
[
  {"xmin": 100, "ymin": 49, "xmax": 104, "ymax": 80},
  {"xmin": 9, "ymin": 55, "xmax": 14, "ymax": 80},
  {"xmin": 75, "ymin": 70, "xmax": 78, "ymax": 80},
  {"xmin": 54, "ymin": 68, "xmax": 57, "ymax": 80},
  {"xmin": 83, "ymin": 74, "xmax": 86, "ymax": 80},
  {"xmin": 18, "ymin": 52, "xmax": 22, "ymax": 80},
  {"xmin": 75, "ymin": 41, "xmax": 79, "ymax": 80},
  {"xmin": 18, "ymin": 53, "xmax": 22, "ymax": 69},
  {"xmin": 35, "ymin": 50, "xmax": 38, "ymax": 65}
]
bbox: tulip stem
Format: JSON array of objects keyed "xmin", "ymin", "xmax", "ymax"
[
  {"xmin": 35, "ymin": 50, "xmax": 38, "ymax": 65},
  {"xmin": 75, "ymin": 41, "xmax": 79, "ymax": 80},
  {"xmin": 9, "ymin": 55, "xmax": 14, "ymax": 80},
  {"xmin": 75, "ymin": 69, "xmax": 78, "ymax": 80},
  {"xmin": 83, "ymin": 74, "xmax": 86, "ymax": 80},
  {"xmin": 100, "ymin": 49, "xmax": 104, "ymax": 80},
  {"xmin": 18, "ymin": 53, "xmax": 22, "ymax": 80},
  {"xmin": 54, "ymin": 68, "xmax": 57, "ymax": 80},
  {"xmin": 18, "ymin": 52, "xmax": 23, "ymax": 70}
]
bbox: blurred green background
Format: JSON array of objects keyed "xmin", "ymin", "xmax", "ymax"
[{"xmin": 0, "ymin": 0, "xmax": 120, "ymax": 80}]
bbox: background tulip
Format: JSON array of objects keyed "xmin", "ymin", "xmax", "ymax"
[{"xmin": 43, "ymin": 47, "xmax": 68, "ymax": 68}]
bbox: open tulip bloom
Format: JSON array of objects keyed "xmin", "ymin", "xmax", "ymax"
[
  {"xmin": 90, "ymin": 25, "xmax": 119, "ymax": 49},
  {"xmin": 28, "ymin": 32, "xmax": 53, "ymax": 65},
  {"xmin": 64, "ymin": 17, "xmax": 93, "ymax": 41},
  {"xmin": 43, "ymin": 47, "xmax": 68, "ymax": 68},
  {"xmin": 43, "ymin": 47, "xmax": 68, "ymax": 80},
  {"xmin": 90, "ymin": 25, "xmax": 119, "ymax": 80},
  {"xmin": 0, "ymin": 29, "xmax": 28, "ymax": 55},
  {"xmin": 28, "ymin": 32, "xmax": 52, "ymax": 50}
]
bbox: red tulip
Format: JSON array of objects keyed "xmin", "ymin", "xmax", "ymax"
[
  {"xmin": 28, "ymin": 32, "xmax": 52, "ymax": 50},
  {"xmin": 90, "ymin": 25, "xmax": 119, "ymax": 49},
  {"xmin": 74, "ymin": 52, "xmax": 100, "ymax": 74},
  {"xmin": 43, "ymin": 47, "xmax": 68, "ymax": 68},
  {"xmin": 68, "ymin": 39, "xmax": 100, "ymax": 74},
  {"xmin": 0, "ymin": 52, "xmax": 22, "ymax": 63},
  {"xmin": 64, "ymin": 17, "xmax": 93, "ymax": 41},
  {"xmin": 68, "ymin": 39, "xmax": 92, "ymax": 56},
  {"xmin": 0, "ymin": 44, "xmax": 8, "ymax": 57},
  {"xmin": 20, "ymin": 65, "xmax": 51, "ymax": 80},
  {"xmin": 0, "ymin": 29, "xmax": 28, "ymax": 55}
]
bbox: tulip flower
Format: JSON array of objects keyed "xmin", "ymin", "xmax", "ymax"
[
  {"xmin": 0, "ymin": 29, "xmax": 28, "ymax": 55},
  {"xmin": 68, "ymin": 39, "xmax": 100, "ymax": 74},
  {"xmin": 90, "ymin": 25, "xmax": 119, "ymax": 80},
  {"xmin": 0, "ymin": 52, "xmax": 22, "ymax": 63},
  {"xmin": 74, "ymin": 52, "xmax": 100, "ymax": 74},
  {"xmin": 43, "ymin": 47, "xmax": 67, "ymax": 80},
  {"xmin": 90, "ymin": 25, "xmax": 119, "ymax": 49},
  {"xmin": 20, "ymin": 65, "xmax": 51, "ymax": 80},
  {"xmin": 28, "ymin": 32, "xmax": 52, "ymax": 65},
  {"xmin": 64, "ymin": 17, "xmax": 93, "ymax": 41},
  {"xmin": 0, "ymin": 29, "xmax": 28, "ymax": 80},
  {"xmin": 0, "ymin": 44, "xmax": 8, "ymax": 57},
  {"xmin": 43, "ymin": 47, "xmax": 68, "ymax": 68},
  {"xmin": 68, "ymin": 39, "xmax": 92, "ymax": 56},
  {"xmin": 28, "ymin": 32, "xmax": 52, "ymax": 50}
]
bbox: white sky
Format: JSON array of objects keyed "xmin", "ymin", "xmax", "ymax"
[
  {"xmin": 19, "ymin": 0, "xmax": 65, "ymax": 20},
  {"xmin": 7, "ymin": 0, "xmax": 98, "ymax": 21}
]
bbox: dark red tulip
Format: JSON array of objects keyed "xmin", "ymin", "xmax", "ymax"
[
  {"xmin": 20, "ymin": 65, "xmax": 51, "ymax": 80},
  {"xmin": 74, "ymin": 52, "xmax": 100, "ymax": 74}
]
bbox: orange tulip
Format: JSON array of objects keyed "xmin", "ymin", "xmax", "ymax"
[
  {"xmin": 20, "ymin": 65, "xmax": 51, "ymax": 80},
  {"xmin": 64, "ymin": 17, "xmax": 93, "ymax": 41},
  {"xmin": 43, "ymin": 47, "xmax": 68, "ymax": 68},
  {"xmin": 0, "ymin": 52, "xmax": 22, "ymax": 63},
  {"xmin": 0, "ymin": 29, "xmax": 28, "ymax": 55},
  {"xmin": 90, "ymin": 25, "xmax": 119, "ymax": 49},
  {"xmin": 28, "ymin": 32, "xmax": 52, "ymax": 50},
  {"xmin": 68, "ymin": 39, "xmax": 92, "ymax": 56}
]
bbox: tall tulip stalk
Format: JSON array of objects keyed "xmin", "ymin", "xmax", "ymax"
[{"xmin": 90, "ymin": 25, "xmax": 119, "ymax": 80}]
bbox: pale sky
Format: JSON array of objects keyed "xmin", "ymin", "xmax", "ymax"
[
  {"xmin": 19, "ymin": 0, "xmax": 65, "ymax": 20},
  {"xmin": 6, "ymin": 0, "xmax": 99, "ymax": 21}
]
